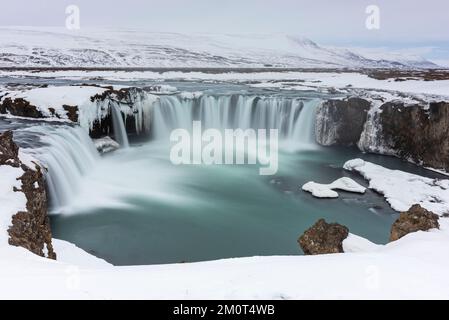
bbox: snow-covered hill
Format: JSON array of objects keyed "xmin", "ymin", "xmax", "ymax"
[{"xmin": 0, "ymin": 27, "xmax": 438, "ymax": 69}]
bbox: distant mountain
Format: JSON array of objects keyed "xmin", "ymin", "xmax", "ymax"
[{"xmin": 0, "ymin": 27, "xmax": 439, "ymax": 69}]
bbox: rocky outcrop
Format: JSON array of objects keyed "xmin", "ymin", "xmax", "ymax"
[
  {"xmin": 0, "ymin": 130, "xmax": 56, "ymax": 259},
  {"xmin": 378, "ymin": 102, "xmax": 449, "ymax": 171},
  {"xmin": 88, "ymin": 87, "xmax": 152, "ymax": 140},
  {"xmin": 63, "ymin": 105, "xmax": 79, "ymax": 122},
  {"xmin": 0, "ymin": 130, "xmax": 20, "ymax": 167},
  {"xmin": 0, "ymin": 97, "xmax": 43, "ymax": 118},
  {"xmin": 316, "ymin": 97, "xmax": 370, "ymax": 146},
  {"xmin": 298, "ymin": 219, "xmax": 349, "ymax": 255},
  {"xmin": 317, "ymin": 97, "xmax": 449, "ymax": 171},
  {"xmin": 390, "ymin": 204, "xmax": 440, "ymax": 241}
]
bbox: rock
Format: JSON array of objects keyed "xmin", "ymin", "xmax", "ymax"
[
  {"xmin": 298, "ymin": 219, "xmax": 349, "ymax": 255},
  {"xmin": 63, "ymin": 105, "xmax": 79, "ymax": 122},
  {"xmin": 378, "ymin": 101, "xmax": 449, "ymax": 171},
  {"xmin": 0, "ymin": 130, "xmax": 56, "ymax": 259},
  {"xmin": 390, "ymin": 204, "xmax": 440, "ymax": 241},
  {"xmin": 0, "ymin": 97, "xmax": 44, "ymax": 118},
  {"xmin": 316, "ymin": 97, "xmax": 371, "ymax": 146},
  {"xmin": 0, "ymin": 130, "xmax": 20, "ymax": 167},
  {"xmin": 8, "ymin": 163, "xmax": 56, "ymax": 259}
]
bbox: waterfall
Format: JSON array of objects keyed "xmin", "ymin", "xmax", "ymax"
[
  {"xmin": 110, "ymin": 102, "xmax": 129, "ymax": 148},
  {"xmin": 151, "ymin": 94, "xmax": 320, "ymax": 148},
  {"xmin": 28, "ymin": 126, "xmax": 99, "ymax": 211}
]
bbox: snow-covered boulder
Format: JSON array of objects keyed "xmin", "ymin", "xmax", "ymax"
[
  {"xmin": 94, "ymin": 136, "xmax": 120, "ymax": 154},
  {"xmin": 302, "ymin": 177, "xmax": 366, "ymax": 198}
]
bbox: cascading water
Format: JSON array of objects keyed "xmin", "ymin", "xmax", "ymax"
[
  {"xmin": 151, "ymin": 94, "xmax": 320, "ymax": 148},
  {"xmin": 110, "ymin": 102, "xmax": 129, "ymax": 148},
  {"xmin": 27, "ymin": 126, "xmax": 100, "ymax": 211}
]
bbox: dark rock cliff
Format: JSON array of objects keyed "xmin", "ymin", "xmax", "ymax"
[
  {"xmin": 316, "ymin": 97, "xmax": 371, "ymax": 146},
  {"xmin": 0, "ymin": 130, "xmax": 56, "ymax": 259},
  {"xmin": 316, "ymin": 97, "xmax": 449, "ymax": 171},
  {"xmin": 378, "ymin": 101, "xmax": 449, "ymax": 171}
]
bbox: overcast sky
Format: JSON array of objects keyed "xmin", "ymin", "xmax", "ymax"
[{"xmin": 1, "ymin": 0, "xmax": 449, "ymax": 62}]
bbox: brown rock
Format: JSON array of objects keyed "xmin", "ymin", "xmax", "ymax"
[
  {"xmin": 8, "ymin": 163, "xmax": 56, "ymax": 259},
  {"xmin": 63, "ymin": 104, "xmax": 79, "ymax": 122},
  {"xmin": 380, "ymin": 102, "xmax": 449, "ymax": 171},
  {"xmin": 390, "ymin": 204, "xmax": 439, "ymax": 241},
  {"xmin": 0, "ymin": 97, "xmax": 43, "ymax": 118},
  {"xmin": 0, "ymin": 130, "xmax": 20, "ymax": 167},
  {"xmin": 0, "ymin": 130, "xmax": 56, "ymax": 259},
  {"xmin": 298, "ymin": 219, "xmax": 349, "ymax": 255}
]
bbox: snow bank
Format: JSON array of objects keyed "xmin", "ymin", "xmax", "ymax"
[
  {"xmin": 1, "ymin": 220, "xmax": 449, "ymax": 299},
  {"xmin": 302, "ymin": 177, "xmax": 366, "ymax": 198},
  {"xmin": 2, "ymin": 86, "xmax": 108, "ymax": 119},
  {"xmin": 344, "ymin": 158, "xmax": 449, "ymax": 215}
]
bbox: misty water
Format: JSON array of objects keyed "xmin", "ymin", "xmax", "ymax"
[{"xmin": 2, "ymin": 83, "xmax": 444, "ymax": 266}]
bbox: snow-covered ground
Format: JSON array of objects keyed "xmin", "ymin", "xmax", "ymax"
[
  {"xmin": 1, "ymin": 86, "xmax": 108, "ymax": 120},
  {"xmin": 2, "ymin": 70, "xmax": 448, "ymax": 99},
  {"xmin": 0, "ymin": 27, "xmax": 437, "ymax": 69},
  {"xmin": 344, "ymin": 159, "xmax": 449, "ymax": 215},
  {"xmin": 1, "ymin": 155, "xmax": 449, "ymax": 299}
]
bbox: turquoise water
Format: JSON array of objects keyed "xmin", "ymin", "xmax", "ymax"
[{"xmin": 49, "ymin": 141, "xmax": 435, "ymax": 266}]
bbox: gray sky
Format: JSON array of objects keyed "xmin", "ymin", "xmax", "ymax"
[{"xmin": 2, "ymin": 0, "xmax": 449, "ymax": 62}]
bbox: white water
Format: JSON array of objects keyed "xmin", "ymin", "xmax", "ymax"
[
  {"xmin": 110, "ymin": 103, "xmax": 129, "ymax": 148},
  {"xmin": 31, "ymin": 94, "xmax": 320, "ymax": 211},
  {"xmin": 152, "ymin": 95, "xmax": 320, "ymax": 148},
  {"xmin": 27, "ymin": 126, "xmax": 100, "ymax": 210}
]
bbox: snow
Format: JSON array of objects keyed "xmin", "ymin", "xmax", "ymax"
[
  {"xmin": 0, "ymin": 165, "xmax": 26, "ymax": 245},
  {"xmin": 2, "ymin": 70, "xmax": 448, "ymax": 98},
  {"xmin": 1, "ymin": 86, "xmax": 108, "ymax": 119},
  {"xmin": 302, "ymin": 177, "xmax": 366, "ymax": 198},
  {"xmin": 0, "ymin": 27, "xmax": 437, "ymax": 69},
  {"xmin": 0, "ymin": 219, "xmax": 449, "ymax": 299},
  {"xmin": 344, "ymin": 158, "xmax": 449, "ymax": 215},
  {"xmin": 2, "ymin": 152, "xmax": 449, "ymax": 298},
  {"xmin": 179, "ymin": 91, "xmax": 203, "ymax": 99},
  {"xmin": 343, "ymin": 234, "xmax": 381, "ymax": 253},
  {"xmin": 93, "ymin": 136, "xmax": 120, "ymax": 154}
]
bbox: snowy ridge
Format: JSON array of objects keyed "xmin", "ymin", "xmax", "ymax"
[{"xmin": 0, "ymin": 27, "xmax": 438, "ymax": 69}]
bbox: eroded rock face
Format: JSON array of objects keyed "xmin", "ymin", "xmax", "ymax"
[
  {"xmin": 0, "ymin": 130, "xmax": 20, "ymax": 167},
  {"xmin": 379, "ymin": 102, "xmax": 449, "ymax": 171},
  {"xmin": 316, "ymin": 97, "xmax": 371, "ymax": 146},
  {"xmin": 63, "ymin": 105, "xmax": 79, "ymax": 122},
  {"xmin": 298, "ymin": 219, "xmax": 349, "ymax": 255},
  {"xmin": 0, "ymin": 130, "xmax": 56, "ymax": 259},
  {"xmin": 317, "ymin": 98, "xmax": 449, "ymax": 171},
  {"xmin": 390, "ymin": 204, "xmax": 440, "ymax": 241},
  {"xmin": 0, "ymin": 97, "xmax": 43, "ymax": 118}
]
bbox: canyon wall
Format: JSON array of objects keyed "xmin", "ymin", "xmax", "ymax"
[
  {"xmin": 316, "ymin": 97, "xmax": 449, "ymax": 171},
  {"xmin": 0, "ymin": 130, "xmax": 56, "ymax": 259}
]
